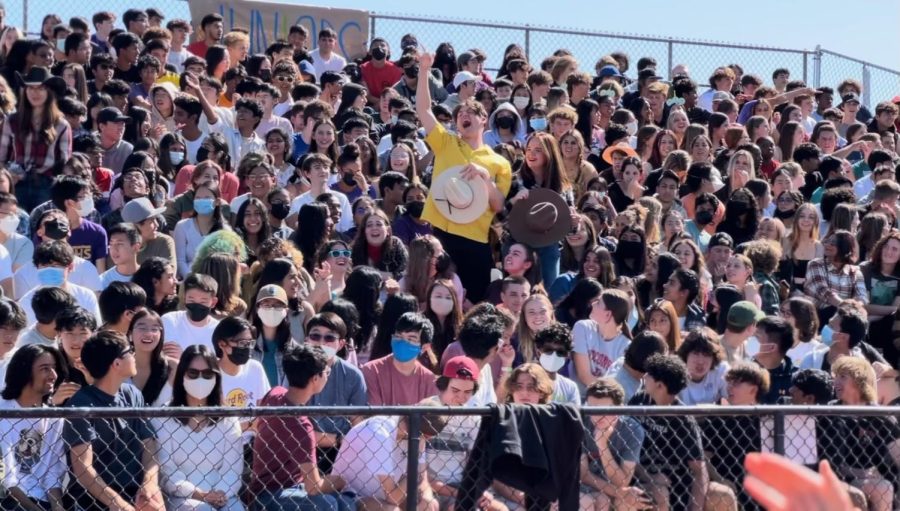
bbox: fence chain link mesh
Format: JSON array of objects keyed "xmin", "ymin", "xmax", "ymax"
[
  {"xmin": 6, "ymin": 2, "xmax": 897, "ymax": 106},
  {"xmin": 0, "ymin": 406, "xmax": 898, "ymax": 510}
]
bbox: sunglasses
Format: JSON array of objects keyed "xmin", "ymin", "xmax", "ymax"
[
  {"xmin": 542, "ymin": 348, "xmax": 568, "ymax": 357},
  {"xmin": 329, "ymin": 249, "xmax": 352, "ymax": 258},
  {"xmin": 185, "ymin": 368, "xmax": 217, "ymax": 380},
  {"xmin": 118, "ymin": 346, "xmax": 135, "ymax": 358},
  {"xmin": 275, "ymin": 75, "xmax": 294, "ymax": 83},
  {"xmin": 308, "ymin": 332, "xmax": 340, "ymax": 343}
]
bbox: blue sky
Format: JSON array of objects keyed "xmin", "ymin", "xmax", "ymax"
[{"xmin": 304, "ymin": 0, "xmax": 900, "ymax": 71}]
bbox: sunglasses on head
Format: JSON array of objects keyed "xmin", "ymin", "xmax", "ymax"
[
  {"xmin": 185, "ymin": 368, "xmax": 217, "ymax": 380},
  {"xmin": 329, "ymin": 249, "xmax": 352, "ymax": 258},
  {"xmin": 308, "ymin": 332, "xmax": 340, "ymax": 343}
]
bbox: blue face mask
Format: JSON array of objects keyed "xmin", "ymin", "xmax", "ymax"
[
  {"xmin": 36, "ymin": 267, "xmax": 66, "ymax": 287},
  {"xmin": 820, "ymin": 325, "xmax": 835, "ymax": 347},
  {"xmin": 193, "ymin": 198, "xmax": 215, "ymax": 215},
  {"xmin": 529, "ymin": 117, "xmax": 547, "ymax": 132},
  {"xmin": 391, "ymin": 337, "xmax": 421, "ymax": 363}
]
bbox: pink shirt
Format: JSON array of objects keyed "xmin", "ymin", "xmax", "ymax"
[{"xmin": 361, "ymin": 355, "xmax": 436, "ymax": 406}]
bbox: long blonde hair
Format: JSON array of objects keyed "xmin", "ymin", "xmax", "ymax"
[
  {"xmin": 517, "ymin": 293, "xmax": 554, "ymax": 362},
  {"xmin": 788, "ymin": 202, "xmax": 819, "ymax": 256}
]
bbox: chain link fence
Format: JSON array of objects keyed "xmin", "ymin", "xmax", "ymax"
[
  {"xmin": 6, "ymin": 1, "xmax": 898, "ymax": 107},
  {"xmin": 0, "ymin": 404, "xmax": 898, "ymax": 510}
]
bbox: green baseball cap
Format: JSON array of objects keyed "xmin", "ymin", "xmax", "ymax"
[{"xmin": 727, "ymin": 301, "xmax": 766, "ymax": 330}]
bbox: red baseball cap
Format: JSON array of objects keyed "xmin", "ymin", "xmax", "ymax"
[{"xmin": 442, "ymin": 356, "xmax": 480, "ymax": 381}]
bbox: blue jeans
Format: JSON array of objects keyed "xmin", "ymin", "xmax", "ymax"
[
  {"xmin": 535, "ymin": 242, "xmax": 561, "ymax": 289},
  {"xmin": 254, "ymin": 486, "xmax": 356, "ymax": 511}
]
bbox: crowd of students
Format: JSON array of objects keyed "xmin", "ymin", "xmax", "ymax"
[{"xmin": 0, "ymin": 4, "xmax": 898, "ymax": 511}]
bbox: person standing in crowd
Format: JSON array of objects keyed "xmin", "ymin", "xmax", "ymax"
[{"xmin": 415, "ymin": 50, "xmax": 511, "ymax": 304}]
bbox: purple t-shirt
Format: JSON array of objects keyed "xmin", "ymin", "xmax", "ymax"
[
  {"xmin": 329, "ymin": 182, "xmax": 376, "ymax": 204},
  {"xmin": 391, "ymin": 214, "xmax": 433, "ymax": 246},
  {"xmin": 69, "ymin": 219, "xmax": 108, "ymax": 264}
]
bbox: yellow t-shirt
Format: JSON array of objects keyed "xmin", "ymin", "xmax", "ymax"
[{"xmin": 421, "ymin": 124, "xmax": 512, "ymax": 243}]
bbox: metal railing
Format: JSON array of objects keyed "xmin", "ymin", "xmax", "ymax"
[{"xmin": 2, "ymin": 404, "xmax": 899, "ymax": 510}]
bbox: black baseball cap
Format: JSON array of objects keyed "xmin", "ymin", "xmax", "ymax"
[{"xmin": 97, "ymin": 107, "xmax": 129, "ymax": 124}]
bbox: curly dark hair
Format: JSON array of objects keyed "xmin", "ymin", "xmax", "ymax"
[{"xmin": 676, "ymin": 328, "xmax": 725, "ymax": 368}]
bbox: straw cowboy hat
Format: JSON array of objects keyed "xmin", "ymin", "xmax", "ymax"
[
  {"xmin": 601, "ymin": 143, "xmax": 638, "ymax": 164},
  {"xmin": 508, "ymin": 188, "xmax": 572, "ymax": 248},
  {"xmin": 431, "ymin": 165, "xmax": 490, "ymax": 224}
]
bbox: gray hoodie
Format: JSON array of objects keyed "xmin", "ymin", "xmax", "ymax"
[{"xmin": 483, "ymin": 101, "xmax": 526, "ymax": 147}]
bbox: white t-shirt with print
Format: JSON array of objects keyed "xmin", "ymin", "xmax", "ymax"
[
  {"xmin": 572, "ymin": 320, "xmax": 630, "ymax": 378},
  {"xmin": 220, "ymin": 360, "xmax": 271, "ymax": 409}
]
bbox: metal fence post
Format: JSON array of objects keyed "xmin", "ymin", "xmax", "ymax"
[
  {"xmin": 813, "ymin": 45, "xmax": 822, "ymax": 88},
  {"xmin": 21, "ymin": 0, "xmax": 27, "ymax": 35},
  {"xmin": 370, "ymin": 14, "xmax": 376, "ymax": 40},
  {"xmin": 862, "ymin": 63, "xmax": 871, "ymax": 110},
  {"xmin": 802, "ymin": 51, "xmax": 808, "ymax": 84},
  {"xmin": 773, "ymin": 411, "xmax": 785, "ymax": 456},
  {"xmin": 666, "ymin": 39, "xmax": 673, "ymax": 80},
  {"xmin": 524, "ymin": 25, "xmax": 531, "ymax": 65},
  {"xmin": 406, "ymin": 411, "xmax": 422, "ymax": 511}
]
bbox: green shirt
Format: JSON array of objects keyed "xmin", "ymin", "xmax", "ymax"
[{"xmin": 262, "ymin": 339, "xmax": 280, "ymax": 387}]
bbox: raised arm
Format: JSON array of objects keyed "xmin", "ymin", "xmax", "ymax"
[
  {"xmin": 415, "ymin": 52, "xmax": 438, "ymax": 135},
  {"xmin": 184, "ymin": 73, "xmax": 220, "ymax": 127}
]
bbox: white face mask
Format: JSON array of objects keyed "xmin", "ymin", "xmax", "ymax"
[
  {"xmin": 430, "ymin": 296, "xmax": 454, "ymax": 316},
  {"xmin": 169, "ymin": 151, "xmax": 185, "ymax": 165},
  {"xmin": 0, "ymin": 215, "xmax": 17, "ymax": 236},
  {"xmin": 625, "ymin": 121, "xmax": 638, "ymax": 136},
  {"xmin": 78, "ymin": 196, "xmax": 94, "ymax": 217},
  {"xmin": 319, "ymin": 344, "xmax": 338, "ymax": 360},
  {"xmin": 183, "ymin": 377, "xmax": 216, "ymax": 400},
  {"xmin": 539, "ymin": 352, "xmax": 566, "ymax": 373},
  {"xmin": 258, "ymin": 307, "xmax": 287, "ymax": 327},
  {"xmin": 512, "ymin": 96, "xmax": 530, "ymax": 110}
]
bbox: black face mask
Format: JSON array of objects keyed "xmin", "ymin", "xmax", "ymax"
[
  {"xmin": 773, "ymin": 208, "xmax": 796, "ymax": 220},
  {"xmin": 227, "ymin": 346, "xmax": 251, "ymax": 365},
  {"xmin": 695, "ymin": 210, "xmax": 714, "ymax": 225},
  {"xmin": 404, "ymin": 66, "xmax": 419, "ymax": 79},
  {"xmin": 185, "ymin": 303, "xmax": 212, "ymax": 322},
  {"xmin": 616, "ymin": 240, "xmax": 644, "ymax": 260},
  {"xmin": 270, "ymin": 202, "xmax": 290, "ymax": 220},
  {"xmin": 342, "ymin": 172, "xmax": 357, "ymax": 186},
  {"xmin": 730, "ymin": 201, "xmax": 751, "ymax": 214},
  {"xmin": 406, "ymin": 200, "xmax": 425, "ymax": 219},
  {"xmin": 196, "ymin": 147, "xmax": 210, "ymax": 163},
  {"xmin": 259, "ymin": 69, "xmax": 272, "ymax": 83},
  {"xmin": 496, "ymin": 116, "xmax": 516, "ymax": 130},
  {"xmin": 371, "ymin": 47, "xmax": 387, "ymax": 61},
  {"xmin": 43, "ymin": 219, "xmax": 69, "ymax": 240}
]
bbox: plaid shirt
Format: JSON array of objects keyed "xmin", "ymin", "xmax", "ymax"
[
  {"xmin": 0, "ymin": 115, "xmax": 71, "ymax": 175},
  {"xmin": 803, "ymin": 258, "xmax": 869, "ymax": 308}
]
